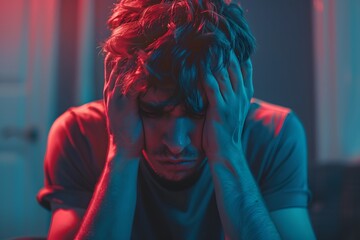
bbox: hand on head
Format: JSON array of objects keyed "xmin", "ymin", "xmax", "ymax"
[
  {"xmin": 103, "ymin": 54, "xmax": 144, "ymax": 160},
  {"xmin": 202, "ymin": 52, "xmax": 253, "ymax": 160}
]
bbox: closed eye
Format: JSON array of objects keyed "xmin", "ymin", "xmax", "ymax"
[
  {"xmin": 139, "ymin": 101, "xmax": 174, "ymax": 118},
  {"xmin": 139, "ymin": 109, "xmax": 165, "ymax": 118}
]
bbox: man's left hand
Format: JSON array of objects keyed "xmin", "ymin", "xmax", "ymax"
[{"xmin": 202, "ymin": 52, "xmax": 253, "ymax": 161}]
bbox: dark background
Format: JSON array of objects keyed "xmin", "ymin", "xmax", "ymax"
[{"xmin": 241, "ymin": 0, "xmax": 316, "ymax": 163}]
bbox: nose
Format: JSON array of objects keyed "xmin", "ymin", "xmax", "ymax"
[{"xmin": 162, "ymin": 118, "xmax": 191, "ymax": 156}]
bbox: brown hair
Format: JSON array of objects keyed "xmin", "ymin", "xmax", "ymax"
[{"xmin": 103, "ymin": 0, "xmax": 256, "ymax": 112}]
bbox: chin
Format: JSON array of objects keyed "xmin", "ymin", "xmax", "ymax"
[
  {"xmin": 152, "ymin": 165, "xmax": 189, "ymax": 179},
  {"xmin": 160, "ymin": 172, "xmax": 192, "ymax": 182}
]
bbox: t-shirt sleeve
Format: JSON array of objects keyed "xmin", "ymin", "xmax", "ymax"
[
  {"xmin": 260, "ymin": 112, "xmax": 312, "ymax": 211},
  {"xmin": 37, "ymin": 109, "xmax": 98, "ymax": 210}
]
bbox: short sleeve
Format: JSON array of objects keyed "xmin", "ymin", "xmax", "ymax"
[
  {"xmin": 37, "ymin": 109, "xmax": 102, "ymax": 210},
  {"xmin": 260, "ymin": 112, "xmax": 312, "ymax": 211}
]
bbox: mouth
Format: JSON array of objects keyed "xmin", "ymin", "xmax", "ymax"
[
  {"xmin": 142, "ymin": 151, "xmax": 201, "ymax": 173},
  {"xmin": 159, "ymin": 159, "xmax": 196, "ymax": 165},
  {"xmin": 156, "ymin": 158, "xmax": 199, "ymax": 172},
  {"xmin": 159, "ymin": 159, "xmax": 197, "ymax": 165}
]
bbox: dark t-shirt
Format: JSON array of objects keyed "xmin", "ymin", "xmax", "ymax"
[{"xmin": 37, "ymin": 98, "xmax": 311, "ymax": 239}]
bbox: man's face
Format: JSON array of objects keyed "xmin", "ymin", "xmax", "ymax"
[{"xmin": 139, "ymin": 87, "xmax": 207, "ymax": 182}]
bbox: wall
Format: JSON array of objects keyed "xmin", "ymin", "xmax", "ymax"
[
  {"xmin": 241, "ymin": 0, "xmax": 316, "ymax": 164},
  {"xmin": 55, "ymin": 0, "xmax": 113, "ymax": 118}
]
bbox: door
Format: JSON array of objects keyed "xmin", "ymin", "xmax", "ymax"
[{"xmin": 0, "ymin": 1, "xmax": 58, "ymax": 238}]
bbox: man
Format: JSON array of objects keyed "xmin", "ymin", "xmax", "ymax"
[{"xmin": 37, "ymin": 0, "xmax": 316, "ymax": 239}]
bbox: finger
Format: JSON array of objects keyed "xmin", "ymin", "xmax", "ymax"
[
  {"xmin": 213, "ymin": 66, "xmax": 233, "ymax": 102},
  {"xmin": 104, "ymin": 55, "xmax": 130, "ymax": 101},
  {"xmin": 106, "ymin": 65, "xmax": 121, "ymax": 95},
  {"xmin": 104, "ymin": 54, "xmax": 117, "ymax": 92},
  {"xmin": 202, "ymin": 70, "xmax": 224, "ymax": 107},
  {"xmin": 228, "ymin": 51, "xmax": 245, "ymax": 96},
  {"xmin": 106, "ymin": 94, "xmax": 139, "ymax": 139},
  {"xmin": 104, "ymin": 70, "xmax": 121, "ymax": 110},
  {"xmin": 104, "ymin": 53, "xmax": 113, "ymax": 83},
  {"xmin": 241, "ymin": 58, "xmax": 254, "ymax": 100}
]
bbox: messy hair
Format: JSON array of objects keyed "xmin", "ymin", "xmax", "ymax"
[{"xmin": 103, "ymin": 0, "xmax": 256, "ymax": 112}]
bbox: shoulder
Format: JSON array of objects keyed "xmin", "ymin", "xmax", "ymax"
[
  {"xmin": 63, "ymin": 100, "xmax": 106, "ymax": 129},
  {"xmin": 244, "ymin": 98, "xmax": 305, "ymax": 141},
  {"xmin": 45, "ymin": 100, "xmax": 108, "ymax": 183},
  {"xmin": 70, "ymin": 100, "xmax": 105, "ymax": 120},
  {"xmin": 246, "ymin": 98, "xmax": 294, "ymax": 137},
  {"xmin": 49, "ymin": 100, "xmax": 106, "ymax": 137},
  {"xmin": 242, "ymin": 98, "xmax": 307, "ymax": 169}
]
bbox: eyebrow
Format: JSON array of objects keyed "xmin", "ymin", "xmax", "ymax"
[
  {"xmin": 139, "ymin": 94, "xmax": 208, "ymax": 114},
  {"xmin": 138, "ymin": 100, "xmax": 177, "ymax": 112}
]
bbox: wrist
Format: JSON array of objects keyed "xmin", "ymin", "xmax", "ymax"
[
  {"xmin": 107, "ymin": 135, "xmax": 143, "ymax": 160},
  {"xmin": 206, "ymin": 143, "xmax": 244, "ymax": 164},
  {"xmin": 106, "ymin": 145, "xmax": 142, "ymax": 175}
]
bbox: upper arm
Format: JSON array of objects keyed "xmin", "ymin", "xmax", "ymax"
[
  {"xmin": 270, "ymin": 208, "xmax": 316, "ymax": 240},
  {"xmin": 37, "ymin": 108, "xmax": 101, "ymax": 210},
  {"xmin": 266, "ymin": 114, "xmax": 315, "ymax": 238},
  {"xmin": 37, "ymin": 104, "xmax": 107, "ymax": 238},
  {"xmin": 261, "ymin": 112, "xmax": 311, "ymax": 211},
  {"xmin": 48, "ymin": 204, "xmax": 87, "ymax": 240}
]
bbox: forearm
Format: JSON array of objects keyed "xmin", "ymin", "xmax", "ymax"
[
  {"xmin": 209, "ymin": 152, "xmax": 280, "ymax": 240},
  {"xmin": 76, "ymin": 152, "xmax": 140, "ymax": 240}
]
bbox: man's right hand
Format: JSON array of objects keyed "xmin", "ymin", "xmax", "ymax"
[{"xmin": 103, "ymin": 56, "xmax": 144, "ymax": 160}]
